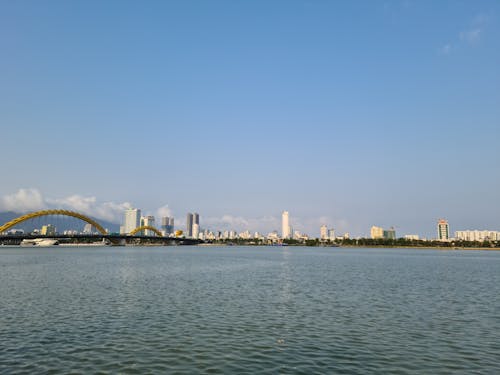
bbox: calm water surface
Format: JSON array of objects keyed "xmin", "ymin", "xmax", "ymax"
[{"xmin": 1, "ymin": 246, "xmax": 499, "ymax": 374}]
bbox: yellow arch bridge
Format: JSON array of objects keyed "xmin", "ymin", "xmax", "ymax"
[{"xmin": 0, "ymin": 209, "xmax": 164, "ymax": 237}]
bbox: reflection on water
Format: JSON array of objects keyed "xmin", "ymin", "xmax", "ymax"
[{"xmin": 1, "ymin": 246, "xmax": 499, "ymax": 373}]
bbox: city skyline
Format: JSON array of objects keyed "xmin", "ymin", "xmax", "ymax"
[
  {"xmin": 0, "ymin": 187, "xmax": 499, "ymax": 239},
  {"xmin": 1, "ymin": 1, "xmax": 499, "ymax": 238}
]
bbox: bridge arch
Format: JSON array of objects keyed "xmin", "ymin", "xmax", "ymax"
[
  {"xmin": 129, "ymin": 226, "xmax": 163, "ymax": 237},
  {"xmin": 0, "ymin": 209, "xmax": 107, "ymax": 235}
]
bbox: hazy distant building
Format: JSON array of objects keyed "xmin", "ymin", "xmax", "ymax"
[
  {"xmin": 328, "ymin": 229, "xmax": 336, "ymax": 241},
  {"xmin": 370, "ymin": 226, "xmax": 384, "ymax": 239},
  {"xmin": 186, "ymin": 213, "xmax": 199, "ymax": 238},
  {"xmin": 455, "ymin": 230, "xmax": 499, "ymax": 242},
  {"xmin": 383, "ymin": 227, "xmax": 396, "ymax": 240},
  {"xmin": 124, "ymin": 208, "xmax": 141, "ymax": 235},
  {"xmin": 404, "ymin": 234, "xmax": 420, "ymax": 241},
  {"xmin": 186, "ymin": 213, "xmax": 193, "ymax": 237},
  {"xmin": 161, "ymin": 216, "xmax": 175, "ymax": 235},
  {"xmin": 320, "ymin": 225, "xmax": 328, "ymax": 240},
  {"xmin": 282, "ymin": 211, "xmax": 291, "ymax": 239},
  {"xmin": 437, "ymin": 219, "xmax": 449, "ymax": 241},
  {"xmin": 41, "ymin": 224, "xmax": 56, "ymax": 236},
  {"xmin": 192, "ymin": 223, "xmax": 200, "ymax": 239},
  {"xmin": 141, "ymin": 215, "xmax": 155, "ymax": 236},
  {"xmin": 83, "ymin": 223, "xmax": 93, "ymax": 234}
]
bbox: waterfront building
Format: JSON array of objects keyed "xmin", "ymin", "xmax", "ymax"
[
  {"xmin": 186, "ymin": 213, "xmax": 193, "ymax": 237},
  {"xmin": 267, "ymin": 231, "xmax": 280, "ymax": 241},
  {"xmin": 320, "ymin": 225, "xmax": 328, "ymax": 240},
  {"xmin": 371, "ymin": 226, "xmax": 384, "ymax": 239},
  {"xmin": 239, "ymin": 230, "xmax": 251, "ymax": 239},
  {"xmin": 455, "ymin": 230, "xmax": 500, "ymax": 242},
  {"xmin": 282, "ymin": 211, "xmax": 291, "ymax": 239},
  {"xmin": 141, "ymin": 215, "xmax": 155, "ymax": 236},
  {"xmin": 383, "ymin": 227, "xmax": 396, "ymax": 240},
  {"xmin": 83, "ymin": 223, "xmax": 93, "ymax": 234},
  {"xmin": 192, "ymin": 223, "xmax": 200, "ymax": 239},
  {"xmin": 161, "ymin": 216, "xmax": 174, "ymax": 236},
  {"xmin": 404, "ymin": 234, "xmax": 420, "ymax": 241},
  {"xmin": 437, "ymin": 219, "xmax": 449, "ymax": 241},
  {"xmin": 186, "ymin": 213, "xmax": 199, "ymax": 238},
  {"xmin": 124, "ymin": 208, "xmax": 141, "ymax": 235},
  {"xmin": 328, "ymin": 229, "xmax": 335, "ymax": 241},
  {"xmin": 41, "ymin": 224, "xmax": 56, "ymax": 236}
]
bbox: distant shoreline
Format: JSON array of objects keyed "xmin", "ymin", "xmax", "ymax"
[{"xmin": 338, "ymin": 245, "xmax": 499, "ymax": 251}]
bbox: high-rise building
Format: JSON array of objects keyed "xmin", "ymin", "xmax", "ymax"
[
  {"xmin": 192, "ymin": 223, "xmax": 200, "ymax": 239},
  {"xmin": 41, "ymin": 224, "xmax": 56, "ymax": 236},
  {"xmin": 437, "ymin": 219, "xmax": 449, "ymax": 241},
  {"xmin": 141, "ymin": 215, "xmax": 155, "ymax": 236},
  {"xmin": 383, "ymin": 227, "xmax": 396, "ymax": 240},
  {"xmin": 161, "ymin": 217, "xmax": 175, "ymax": 235},
  {"xmin": 328, "ymin": 229, "xmax": 336, "ymax": 241},
  {"xmin": 282, "ymin": 211, "xmax": 290, "ymax": 239},
  {"xmin": 320, "ymin": 225, "xmax": 328, "ymax": 240},
  {"xmin": 83, "ymin": 223, "xmax": 93, "ymax": 234},
  {"xmin": 186, "ymin": 213, "xmax": 199, "ymax": 238},
  {"xmin": 124, "ymin": 208, "xmax": 141, "ymax": 235},
  {"xmin": 186, "ymin": 213, "xmax": 193, "ymax": 237},
  {"xmin": 370, "ymin": 226, "xmax": 384, "ymax": 239}
]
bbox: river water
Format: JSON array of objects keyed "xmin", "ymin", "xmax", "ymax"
[{"xmin": 1, "ymin": 246, "xmax": 499, "ymax": 374}]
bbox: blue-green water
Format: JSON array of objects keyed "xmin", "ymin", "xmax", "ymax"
[{"xmin": 1, "ymin": 246, "xmax": 499, "ymax": 374}]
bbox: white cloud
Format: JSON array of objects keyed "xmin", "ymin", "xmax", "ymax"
[
  {"xmin": 156, "ymin": 204, "xmax": 173, "ymax": 219},
  {"xmin": 459, "ymin": 28, "xmax": 481, "ymax": 44},
  {"xmin": 0, "ymin": 188, "xmax": 46, "ymax": 212},
  {"xmin": 202, "ymin": 215, "xmax": 280, "ymax": 234},
  {"xmin": 47, "ymin": 195, "xmax": 132, "ymax": 223},
  {"xmin": 1, "ymin": 189, "xmax": 351, "ymax": 235},
  {"xmin": 439, "ymin": 13, "xmax": 488, "ymax": 56},
  {"xmin": 1, "ymin": 188, "xmax": 132, "ymax": 223}
]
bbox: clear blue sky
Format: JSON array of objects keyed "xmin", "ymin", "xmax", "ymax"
[{"xmin": 1, "ymin": 0, "xmax": 499, "ymax": 237}]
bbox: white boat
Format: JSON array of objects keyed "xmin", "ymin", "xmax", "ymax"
[{"xmin": 20, "ymin": 238, "xmax": 59, "ymax": 247}]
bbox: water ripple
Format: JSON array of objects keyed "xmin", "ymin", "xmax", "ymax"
[{"xmin": 1, "ymin": 247, "xmax": 499, "ymax": 373}]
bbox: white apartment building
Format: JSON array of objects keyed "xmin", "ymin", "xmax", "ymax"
[
  {"xmin": 282, "ymin": 211, "xmax": 291, "ymax": 239},
  {"xmin": 123, "ymin": 208, "xmax": 141, "ymax": 234},
  {"xmin": 320, "ymin": 225, "xmax": 328, "ymax": 240},
  {"xmin": 370, "ymin": 226, "xmax": 384, "ymax": 239},
  {"xmin": 455, "ymin": 230, "xmax": 499, "ymax": 242}
]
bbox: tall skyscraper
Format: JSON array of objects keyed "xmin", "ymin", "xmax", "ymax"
[
  {"xmin": 124, "ymin": 208, "xmax": 141, "ymax": 234},
  {"xmin": 185, "ymin": 213, "xmax": 199, "ymax": 238},
  {"xmin": 282, "ymin": 211, "xmax": 290, "ymax": 239},
  {"xmin": 141, "ymin": 215, "xmax": 155, "ymax": 236},
  {"xmin": 192, "ymin": 223, "xmax": 200, "ymax": 239},
  {"xmin": 161, "ymin": 217, "xmax": 175, "ymax": 235},
  {"xmin": 328, "ymin": 229, "xmax": 336, "ymax": 241},
  {"xmin": 186, "ymin": 213, "xmax": 193, "ymax": 237},
  {"xmin": 437, "ymin": 219, "xmax": 449, "ymax": 241},
  {"xmin": 320, "ymin": 225, "xmax": 328, "ymax": 240}
]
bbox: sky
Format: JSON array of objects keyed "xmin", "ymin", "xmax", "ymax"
[{"xmin": 1, "ymin": 0, "xmax": 499, "ymax": 238}]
